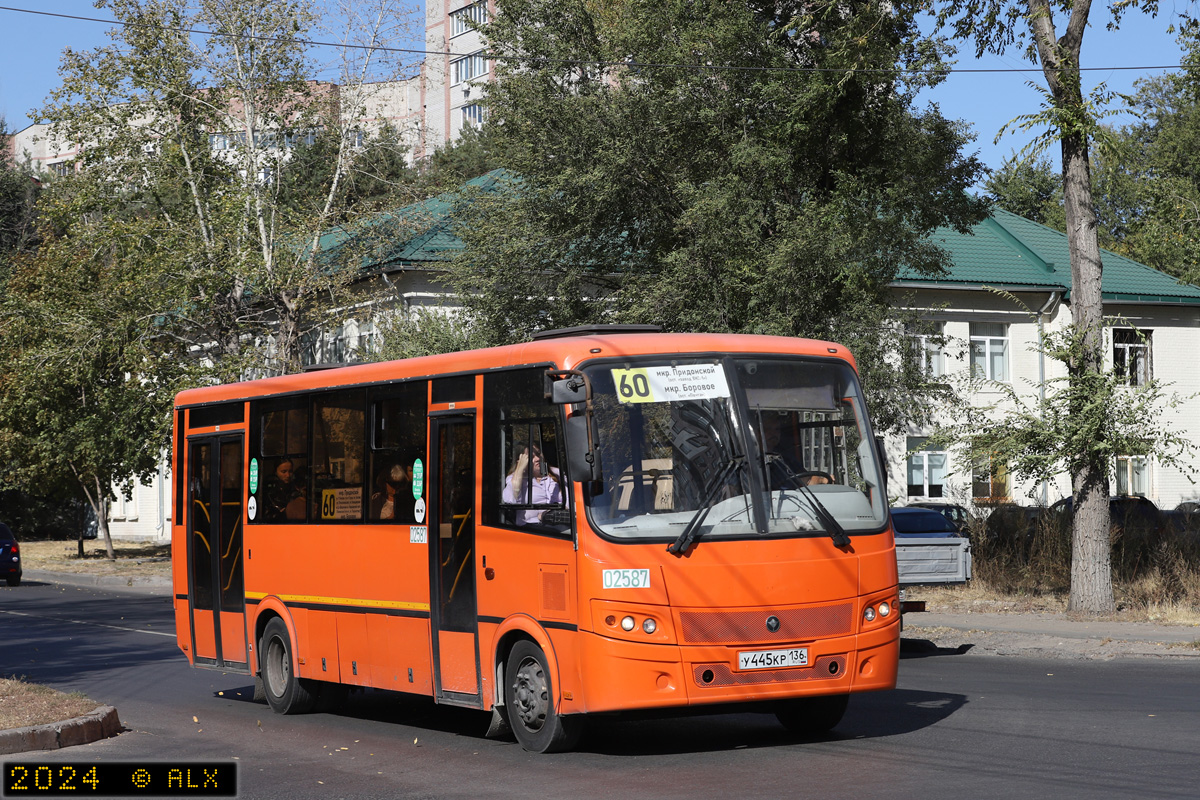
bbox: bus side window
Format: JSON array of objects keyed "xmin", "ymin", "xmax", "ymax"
[
  {"xmin": 369, "ymin": 381, "xmax": 428, "ymax": 523},
  {"xmin": 312, "ymin": 390, "xmax": 366, "ymax": 522},
  {"xmin": 254, "ymin": 401, "xmax": 310, "ymax": 523},
  {"xmin": 484, "ymin": 369, "xmax": 569, "ymax": 534}
]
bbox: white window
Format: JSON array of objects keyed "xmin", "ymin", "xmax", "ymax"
[
  {"xmin": 908, "ymin": 323, "xmax": 945, "ymax": 378},
  {"xmin": 907, "ymin": 437, "xmax": 948, "ymax": 498},
  {"xmin": 452, "ymin": 52, "xmax": 487, "ymax": 85},
  {"xmin": 1113, "ymin": 328, "xmax": 1151, "ymax": 387},
  {"xmin": 451, "ymin": 2, "xmax": 487, "ymax": 36},
  {"xmin": 972, "ymin": 455, "xmax": 1009, "ymax": 503},
  {"xmin": 1116, "ymin": 455, "xmax": 1149, "ymax": 496},
  {"xmin": 461, "ymin": 103, "xmax": 485, "ymax": 128},
  {"xmin": 51, "ymin": 161, "xmax": 72, "ymax": 177},
  {"xmin": 970, "ymin": 322, "xmax": 1009, "ymax": 381}
]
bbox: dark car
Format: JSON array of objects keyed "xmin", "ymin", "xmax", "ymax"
[
  {"xmin": 1, "ymin": 522, "xmax": 21, "ymax": 587},
  {"xmin": 1045, "ymin": 495, "xmax": 1162, "ymax": 532},
  {"xmin": 890, "ymin": 507, "xmax": 965, "ymax": 538},
  {"xmin": 906, "ymin": 501, "xmax": 970, "ymax": 533}
]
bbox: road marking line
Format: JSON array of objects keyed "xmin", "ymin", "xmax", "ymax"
[{"xmin": 0, "ymin": 608, "xmax": 175, "ymax": 637}]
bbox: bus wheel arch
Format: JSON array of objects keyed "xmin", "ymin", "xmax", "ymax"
[{"xmin": 501, "ymin": 636, "xmax": 583, "ymax": 753}]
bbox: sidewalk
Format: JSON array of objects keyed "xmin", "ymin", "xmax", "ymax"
[
  {"xmin": 902, "ymin": 609, "xmax": 1200, "ymax": 659},
  {"xmin": 20, "ymin": 568, "xmax": 172, "ymax": 595}
]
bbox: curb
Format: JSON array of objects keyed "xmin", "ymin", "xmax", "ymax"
[
  {"xmin": 22, "ymin": 569, "xmax": 171, "ymax": 596},
  {"xmin": 0, "ymin": 706, "xmax": 122, "ymax": 756}
]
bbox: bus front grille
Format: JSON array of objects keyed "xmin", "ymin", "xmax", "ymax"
[{"xmin": 678, "ymin": 603, "xmax": 853, "ymax": 645}]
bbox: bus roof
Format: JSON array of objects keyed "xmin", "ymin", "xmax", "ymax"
[{"xmin": 173, "ymin": 331, "xmax": 858, "ymax": 408}]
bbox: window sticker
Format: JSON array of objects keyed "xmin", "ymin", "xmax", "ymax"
[{"xmin": 611, "ymin": 364, "xmax": 730, "ymax": 404}]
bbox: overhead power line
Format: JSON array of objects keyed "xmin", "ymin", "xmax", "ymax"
[{"xmin": 0, "ymin": 3, "xmax": 1190, "ymax": 77}]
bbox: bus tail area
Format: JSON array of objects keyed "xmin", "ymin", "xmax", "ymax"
[{"xmin": 171, "ymin": 328, "xmax": 900, "ymax": 752}]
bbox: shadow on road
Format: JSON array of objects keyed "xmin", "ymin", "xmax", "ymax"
[
  {"xmin": 211, "ymin": 680, "xmax": 968, "ymax": 756},
  {"xmin": 901, "ymin": 637, "xmax": 975, "ymax": 658}
]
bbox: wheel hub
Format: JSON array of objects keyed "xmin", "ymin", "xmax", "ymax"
[{"xmin": 512, "ymin": 657, "xmax": 548, "ymax": 731}]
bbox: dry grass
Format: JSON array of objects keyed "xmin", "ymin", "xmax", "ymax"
[
  {"xmin": 18, "ymin": 540, "xmax": 170, "ymax": 578},
  {"xmin": 0, "ymin": 677, "xmax": 99, "ymax": 730}
]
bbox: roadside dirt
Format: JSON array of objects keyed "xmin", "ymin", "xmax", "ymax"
[
  {"xmin": 18, "ymin": 540, "xmax": 170, "ymax": 578},
  {"xmin": 0, "ymin": 678, "xmax": 101, "ymax": 730}
]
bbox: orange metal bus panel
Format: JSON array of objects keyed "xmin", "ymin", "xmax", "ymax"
[{"xmin": 437, "ymin": 630, "xmax": 479, "ymax": 695}]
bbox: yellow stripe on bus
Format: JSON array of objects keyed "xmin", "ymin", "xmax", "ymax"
[{"xmin": 244, "ymin": 591, "xmax": 430, "ymax": 613}]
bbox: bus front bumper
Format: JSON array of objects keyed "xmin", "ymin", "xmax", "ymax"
[{"xmin": 573, "ymin": 617, "xmax": 899, "ymax": 714}]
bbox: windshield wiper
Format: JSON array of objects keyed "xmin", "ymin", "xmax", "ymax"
[
  {"xmin": 770, "ymin": 457, "xmax": 851, "ymax": 548},
  {"xmin": 667, "ymin": 457, "xmax": 744, "ymax": 556}
]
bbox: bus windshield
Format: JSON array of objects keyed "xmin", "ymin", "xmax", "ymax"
[{"xmin": 583, "ymin": 356, "xmax": 887, "ymax": 543}]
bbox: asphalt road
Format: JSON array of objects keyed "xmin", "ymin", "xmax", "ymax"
[{"xmin": 3, "ymin": 579, "xmax": 1199, "ymax": 799}]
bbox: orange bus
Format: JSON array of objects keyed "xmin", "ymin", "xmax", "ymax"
[{"xmin": 171, "ymin": 327, "xmax": 899, "ymax": 752}]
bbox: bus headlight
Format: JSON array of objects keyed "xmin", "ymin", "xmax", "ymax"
[
  {"xmin": 621, "ymin": 616, "xmax": 636, "ymax": 631},
  {"xmin": 642, "ymin": 618, "xmax": 657, "ymax": 634},
  {"xmin": 878, "ymin": 602, "xmax": 891, "ymax": 617},
  {"xmin": 864, "ymin": 606, "xmax": 877, "ymax": 622}
]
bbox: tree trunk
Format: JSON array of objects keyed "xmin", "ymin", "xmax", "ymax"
[{"xmin": 1061, "ymin": 119, "xmax": 1114, "ymax": 614}]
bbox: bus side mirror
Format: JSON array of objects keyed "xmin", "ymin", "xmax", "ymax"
[
  {"xmin": 566, "ymin": 414, "xmax": 602, "ymax": 483},
  {"xmin": 551, "ymin": 376, "xmax": 588, "ymax": 405}
]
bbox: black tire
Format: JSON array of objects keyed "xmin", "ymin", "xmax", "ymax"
[
  {"xmin": 775, "ymin": 693, "xmax": 849, "ymax": 736},
  {"xmin": 505, "ymin": 640, "xmax": 583, "ymax": 753},
  {"xmin": 260, "ymin": 617, "xmax": 317, "ymax": 714},
  {"xmin": 5, "ymin": 574, "xmax": 19, "ymax": 587}
]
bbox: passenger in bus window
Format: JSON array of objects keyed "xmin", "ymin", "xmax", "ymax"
[
  {"xmin": 503, "ymin": 444, "xmax": 564, "ymax": 526},
  {"xmin": 265, "ymin": 459, "xmax": 306, "ymax": 521},
  {"xmin": 371, "ymin": 462, "xmax": 415, "ymax": 522}
]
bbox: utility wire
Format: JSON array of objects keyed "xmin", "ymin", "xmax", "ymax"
[{"xmin": 0, "ymin": 3, "xmax": 1190, "ymax": 76}]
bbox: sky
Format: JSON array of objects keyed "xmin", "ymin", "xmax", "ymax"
[{"xmin": 0, "ymin": 1, "xmax": 1191, "ymax": 179}]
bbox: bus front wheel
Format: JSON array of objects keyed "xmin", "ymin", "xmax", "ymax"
[
  {"xmin": 505, "ymin": 640, "xmax": 583, "ymax": 753},
  {"xmin": 260, "ymin": 618, "xmax": 317, "ymax": 715},
  {"xmin": 775, "ymin": 693, "xmax": 849, "ymax": 736}
]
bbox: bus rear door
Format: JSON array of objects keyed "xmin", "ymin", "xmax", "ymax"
[
  {"xmin": 186, "ymin": 435, "xmax": 248, "ymax": 669},
  {"xmin": 428, "ymin": 414, "xmax": 481, "ymax": 706}
]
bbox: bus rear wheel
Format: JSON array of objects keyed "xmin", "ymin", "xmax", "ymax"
[
  {"xmin": 505, "ymin": 640, "xmax": 583, "ymax": 753},
  {"xmin": 260, "ymin": 618, "xmax": 317, "ymax": 715},
  {"xmin": 775, "ymin": 693, "xmax": 849, "ymax": 736}
]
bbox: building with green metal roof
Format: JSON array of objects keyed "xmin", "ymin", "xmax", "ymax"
[{"xmin": 891, "ymin": 207, "xmax": 1200, "ymax": 513}]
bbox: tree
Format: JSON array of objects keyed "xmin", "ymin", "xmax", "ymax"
[
  {"xmin": 38, "ymin": 0, "xmax": 421, "ymax": 379},
  {"xmin": 1088, "ymin": 31, "xmax": 1200, "ymax": 281},
  {"xmin": 984, "ymin": 155, "xmax": 1065, "ymax": 230},
  {"xmin": 436, "ymin": 0, "xmax": 987, "ymax": 433},
  {"xmin": 0, "ymin": 116, "xmax": 41, "ymax": 259},
  {"xmin": 933, "ymin": 0, "xmax": 1176, "ymax": 612},
  {"xmin": 0, "ymin": 222, "xmax": 184, "ymax": 558}
]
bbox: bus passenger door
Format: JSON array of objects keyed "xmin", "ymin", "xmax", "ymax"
[
  {"xmin": 428, "ymin": 415, "xmax": 481, "ymax": 706},
  {"xmin": 187, "ymin": 436, "xmax": 248, "ymax": 669}
]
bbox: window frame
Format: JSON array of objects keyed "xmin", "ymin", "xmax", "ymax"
[
  {"xmin": 1113, "ymin": 328, "xmax": 1152, "ymax": 387},
  {"xmin": 452, "ymin": 52, "xmax": 487, "ymax": 85},
  {"xmin": 450, "ymin": 2, "xmax": 487, "ymax": 37},
  {"xmin": 906, "ymin": 436, "xmax": 948, "ymax": 499},
  {"xmin": 1115, "ymin": 454, "xmax": 1149, "ymax": 496},
  {"xmin": 969, "ymin": 322, "xmax": 1010, "ymax": 382}
]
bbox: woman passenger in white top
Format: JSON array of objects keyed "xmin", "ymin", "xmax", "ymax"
[{"xmin": 503, "ymin": 444, "xmax": 564, "ymax": 526}]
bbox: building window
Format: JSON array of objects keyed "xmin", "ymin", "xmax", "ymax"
[
  {"xmin": 51, "ymin": 161, "xmax": 72, "ymax": 177},
  {"xmin": 452, "ymin": 52, "xmax": 487, "ymax": 85},
  {"xmin": 451, "ymin": 2, "xmax": 487, "ymax": 36},
  {"xmin": 970, "ymin": 322, "xmax": 1009, "ymax": 381},
  {"xmin": 906, "ymin": 437, "xmax": 947, "ymax": 498},
  {"xmin": 972, "ymin": 455, "xmax": 1009, "ymax": 503},
  {"xmin": 908, "ymin": 323, "xmax": 945, "ymax": 378},
  {"xmin": 461, "ymin": 103, "xmax": 485, "ymax": 128},
  {"xmin": 1113, "ymin": 328, "xmax": 1151, "ymax": 387},
  {"xmin": 1116, "ymin": 455, "xmax": 1149, "ymax": 496}
]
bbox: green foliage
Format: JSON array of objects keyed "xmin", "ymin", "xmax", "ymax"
[
  {"xmin": 1090, "ymin": 31, "xmax": 1200, "ymax": 282},
  {"xmin": 983, "ymin": 155, "xmax": 1065, "ymax": 230},
  {"xmin": 371, "ymin": 307, "xmax": 488, "ymax": 361},
  {"xmin": 37, "ymin": 0, "xmax": 418, "ymax": 378},
  {"xmin": 438, "ymin": 0, "xmax": 987, "ymax": 432},
  {"xmin": 0, "ymin": 223, "xmax": 187, "ymax": 552},
  {"xmin": 0, "ymin": 118, "xmax": 40, "ymax": 258}
]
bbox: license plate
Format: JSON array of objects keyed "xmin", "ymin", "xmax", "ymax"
[{"xmin": 738, "ymin": 647, "xmax": 809, "ymax": 670}]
